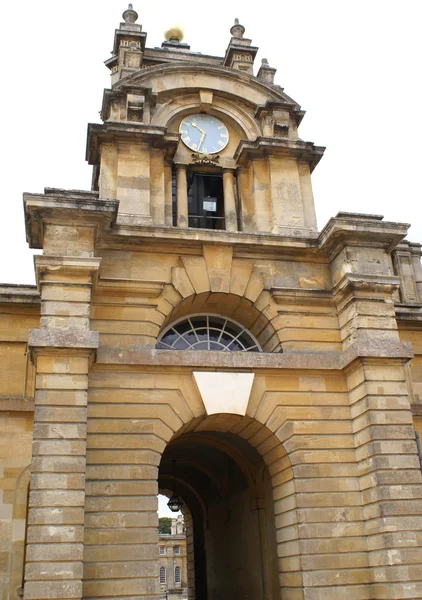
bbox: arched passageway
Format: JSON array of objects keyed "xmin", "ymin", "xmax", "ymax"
[{"xmin": 159, "ymin": 416, "xmax": 281, "ymax": 600}]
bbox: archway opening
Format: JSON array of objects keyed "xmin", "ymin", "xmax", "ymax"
[{"xmin": 158, "ymin": 421, "xmax": 280, "ymax": 600}]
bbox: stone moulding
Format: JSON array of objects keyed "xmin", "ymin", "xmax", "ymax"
[
  {"xmin": 271, "ymin": 286, "xmax": 333, "ymax": 305},
  {"xmin": 34, "ymin": 256, "xmax": 102, "ymax": 287},
  {"xmin": 333, "ymin": 272, "xmax": 401, "ymax": 301},
  {"xmin": 24, "ymin": 192, "xmax": 118, "ymax": 250},
  {"xmin": 95, "ymin": 276, "xmax": 165, "ymax": 298},
  {"xmin": 318, "ymin": 212, "xmax": 410, "ymax": 259},
  {"xmin": 234, "ymin": 136, "xmax": 325, "ymax": 171},
  {"xmin": 28, "ymin": 328, "xmax": 99, "ymax": 350},
  {"xmin": 95, "ymin": 340, "xmax": 414, "ymax": 370},
  {"xmin": 0, "ymin": 285, "xmax": 40, "ymax": 304},
  {"xmin": 86, "ymin": 122, "xmax": 180, "ymax": 165}
]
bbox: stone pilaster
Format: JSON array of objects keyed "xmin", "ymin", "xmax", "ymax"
[
  {"xmin": 392, "ymin": 242, "xmax": 422, "ymax": 303},
  {"xmin": 176, "ymin": 164, "xmax": 188, "ymax": 228},
  {"xmin": 345, "ymin": 352, "xmax": 422, "ymax": 599},
  {"xmin": 334, "ymin": 274, "xmax": 401, "ymax": 349},
  {"xmin": 24, "ymin": 256, "xmax": 100, "ymax": 600},
  {"xmin": 222, "ymin": 169, "xmax": 237, "ymax": 231},
  {"xmin": 333, "ymin": 271, "xmax": 422, "ymax": 597}
]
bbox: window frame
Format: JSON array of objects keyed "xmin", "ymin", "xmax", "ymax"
[
  {"xmin": 156, "ymin": 313, "xmax": 262, "ymax": 352},
  {"xmin": 175, "ymin": 565, "xmax": 181, "ymax": 585},
  {"xmin": 159, "ymin": 566, "xmax": 166, "ymax": 584}
]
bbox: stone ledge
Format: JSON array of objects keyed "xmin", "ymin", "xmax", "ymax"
[
  {"xmin": 342, "ymin": 338, "xmax": 414, "ymax": 369},
  {"xmin": 0, "ymin": 284, "xmax": 40, "ymax": 304},
  {"xmin": 333, "ymin": 273, "xmax": 401, "ymax": 300},
  {"xmin": 395, "ymin": 303, "xmax": 422, "ymax": 324},
  {"xmin": 95, "ymin": 340, "xmax": 414, "ymax": 370},
  {"xmin": 0, "ymin": 395, "xmax": 35, "ymax": 412},
  {"xmin": 96, "ymin": 276, "xmax": 165, "ymax": 298},
  {"xmin": 411, "ymin": 404, "xmax": 422, "ymax": 417}
]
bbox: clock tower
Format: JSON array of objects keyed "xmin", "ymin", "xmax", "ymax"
[
  {"xmin": 87, "ymin": 7, "xmax": 323, "ymax": 236},
  {"xmin": 1, "ymin": 5, "xmax": 422, "ymax": 600}
]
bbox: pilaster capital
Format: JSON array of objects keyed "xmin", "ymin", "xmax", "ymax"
[
  {"xmin": 87, "ymin": 122, "xmax": 179, "ymax": 165},
  {"xmin": 28, "ymin": 330, "xmax": 99, "ymax": 366},
  {"xmin": 333, "ymin": 273, "xmax": 401, "ymax": 306},
  {"xmin": 341, "ymin": 336, "xmax": 414, "ymax": 374},
  {"xmin": 318, "ymin": 212, "xmax": 409, "ymax": 261},
  {"xmin": 24, "ymin": 189, "xmax": 118, "ymax": 250},
  {"xmin": 35, "ymin": 256, "xmax": 102, "ymax": 287},
  {"xmin": 234, "ymin": 137, "xmax": 325, "ymax": 172}
]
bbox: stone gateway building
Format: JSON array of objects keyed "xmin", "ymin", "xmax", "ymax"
[
  {"xmin": 158, "ymin": 515, "xmax": 188, "ymax": 600},
  {"xmin": 1, "ymin": 5, "xmax": 422, "ymax": 600}
]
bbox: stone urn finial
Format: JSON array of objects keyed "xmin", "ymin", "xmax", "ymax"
[
  {"xmin": 230, "ymin": 18, "xmax": 245, "ymax": 38},
  {"xmin": 123, "ymin": 3, "xmax": 138, "ymax": 23}
]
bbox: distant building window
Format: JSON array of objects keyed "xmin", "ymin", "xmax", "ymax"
[
  {"xmin": 159, "ymin": 546, "xmax": 165, "ymax": 555},
  {"xmin": 160, "ymin": 566, "xmax": 166, "ymax": 584},
  {"xmin": 175, "ymin": 566, "xmax": 181, "ymax": 584},
  {"xmin": 157, "ymin": 315, "xmax": 261, "ymax": 352},
  {"xmin": 174, "ymin": 545, "xmax": 180, "ymax": 554}
]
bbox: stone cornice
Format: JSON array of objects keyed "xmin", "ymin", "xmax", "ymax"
[
  {"xmin": 0, "ymin": 395, "xmax": 35, "ymax": 412},
  {"xmin": 0, "ymin": 285, "xmax": 40, "ymax": 305},
  {"xmin": 102, "ymin": 224, "xmax": 320, "ymax": 259},
  {"xmin": 255, "ymin": 102, "xmax": 306, "ymax": 126},
  {"xmin": 29, "ymin": 329, "xmax": 99, "ymax": 350},
  {"xmin": 115, "ymin": 62, "xmax": 297, "ymax": 109},
  {"xmin": 86, "ymin": 122, "xmax": 180, "ymax": 165},
  {"xmin": 395, "ymin": 303, "xmax": 422, "ymax": 325},
  {"xmin": 34, "ymin": 256, "xmax": 102, "ymax": 287},
  {"xmin": 234, "ymin": 137, "xmax": 325, "ymax": 172},
  {"xmin": 95, "ymin": 276, "xmax": 165, "ymax": 298},
  {"xmin": 333, "ymin": 273, "xmax": 401, "ymax": 303},
  {"xmin": 24, "ymin": 190, "xmax": 118, "ymax": 250},
  {"xmin": 95, "ymin": 340, "xmax": 413, "ymax": 371},
  {"xmin": 319, "ymin": 212, "xmax": 410, "ymax": 260},
  {"xmin": 271, "ymin": 286, "xmax": 333, "ymax": 305}
]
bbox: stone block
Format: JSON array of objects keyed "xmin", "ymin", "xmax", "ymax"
[
  {"xmin": 25, "ymin": 543, "xmax": 83, "ymax": 562},
  {"xmin": 27, "ymin": 525, "xmax": 84, "ymax": 544},
  {"xmin": 29, "ymin": 490, "xmax": 85, "ymax": 508},
  {"xmin": 24, "ymin": 579, "xmax": 82, "ymax": 599},
  {"xmin": 24, "ymin": 561, "xmax": 83, "ymax": 581},
  {"xmin": 29, "ymin": 508, "xmax": 84, "ymax": 526}
]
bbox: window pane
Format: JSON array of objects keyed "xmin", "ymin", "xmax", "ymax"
[
  {"xmin": 159, "ymin": 566, "xmax": 166, "ymax": 584},
  {"xmin": 157, "ymin": 315, "xmax": 262, "ymax": 353}
]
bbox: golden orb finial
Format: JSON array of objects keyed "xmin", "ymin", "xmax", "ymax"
[{"xmin": 164, "ymin": 26, "xmax": 184, "ymax": 43}]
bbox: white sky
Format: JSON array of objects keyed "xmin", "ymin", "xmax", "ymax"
[
  {"xmin": 158, "ymin": 493, "xmax": 181, "ymax": 518},
  {"xmin": 1, "ymin": 0, "xmax": 421, "ymax": 285}
]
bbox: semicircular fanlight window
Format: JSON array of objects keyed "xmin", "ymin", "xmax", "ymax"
[{"xmin": 156, "ymin": 315, "xmax": 261, "ymax": 352}]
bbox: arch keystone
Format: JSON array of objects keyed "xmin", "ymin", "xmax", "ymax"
[{"xmin": 193, "ymin": 371, "xmax": 255, "ymax": 416}]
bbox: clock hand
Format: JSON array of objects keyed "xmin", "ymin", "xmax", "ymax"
[
  {"xmin": 198, "ymin": 132, "xmax": 206, "ymax": 151},
  {"xmin": 191, "ymin": 122, "xmax": 205, "ymax": 135}
]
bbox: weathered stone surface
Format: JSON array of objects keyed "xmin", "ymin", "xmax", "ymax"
[{"xmin": 0, "ymin": 8, "xmax": 421, "ymax": 600}]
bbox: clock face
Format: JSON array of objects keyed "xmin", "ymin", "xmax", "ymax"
[{"xmin": 179, "ymin": 114, "xmax": 229, "ymax": 154}]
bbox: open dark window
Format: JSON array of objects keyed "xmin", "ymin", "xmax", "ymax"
[
  {"xmin": 172, "ymin": 170, "xmax": 225, "ymax": 230},
  {"xmin": 188, "ymin": 172, "xmax": 224, "ymax": 229}
]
